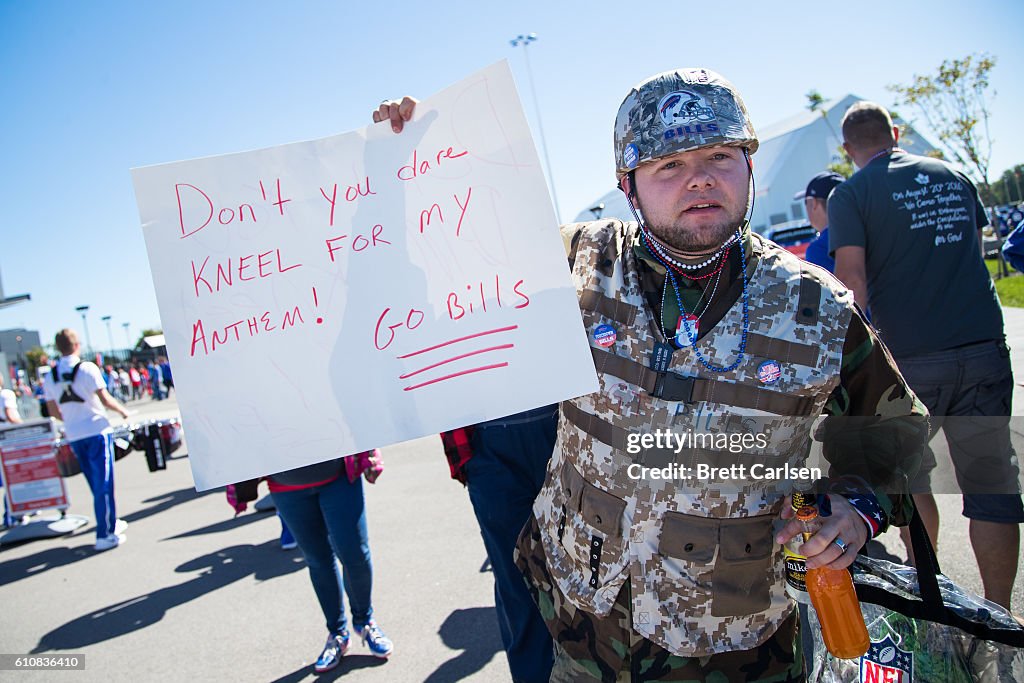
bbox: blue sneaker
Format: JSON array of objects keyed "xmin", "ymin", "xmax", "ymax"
[
  {"xmin": 314, "ymin": 630, "xmax": 350, "ymax": 673},
  {"xmin": 280, "ymin": 523, "xmax": 297, "ymax": 551},
  {"xmin": 357, "ymin": 620, "xmax": 393, "ymax": 658}
]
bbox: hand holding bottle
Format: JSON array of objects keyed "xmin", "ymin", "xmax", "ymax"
[
  {"xmin": 776, "ymin": 493, "xmax": 869, "ymax": 570},
  {"xmin": 796, "ymin": 505, "xmax": 871, "ymax": 659}
]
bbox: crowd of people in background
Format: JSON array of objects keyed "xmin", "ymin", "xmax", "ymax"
[
  {"xmin": 100, "ymin": 357, "xmax": 174, "ymax": 404},
  {"xmin": 4, "ymin": 355, "xmax": 174, "ymax": 421}
]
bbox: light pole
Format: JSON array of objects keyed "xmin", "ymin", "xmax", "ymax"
[
  {"xmin": 101, "ymin": 315, "xmax": 114, "ymax": 359},
  {"xmin": 15, "ymin": 335, "xmax": 24, "ymax": 371},
  {"xmin": 75, "ymin": 305, "xmax": 92, "ymax": 355},
  {"xmin": 122, "ymin": 322, "xmax": 131, "ymax": 350},
  {"xmin": 509, "ymin": 33, "xmax": 561, "ymax": 221}
]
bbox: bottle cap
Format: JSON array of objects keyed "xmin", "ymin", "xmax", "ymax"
[{"xmin": 795, "ymin": 506, "xmax": 818, "ymax": 522}]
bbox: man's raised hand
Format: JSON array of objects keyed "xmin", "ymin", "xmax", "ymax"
[{"xmin": 372, "ymin": 97, "xmax": 418, "ymax": 134}]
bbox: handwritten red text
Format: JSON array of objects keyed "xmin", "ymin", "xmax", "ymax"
[
  {"xmin": 190, "ymin": 305, "xmax": 307, "ymax": 357},
  {"xmin": 418, "ymin": 187, "xmax": 473, "ymax": 235},
  {"xmin": 319, "ymin": 177, "xmax": 377, "ymax": 226},
  {"xmin": 447, "ymin": 275, "xmax": 530, "ymax": 320},
  {"xmin": 191, "ymin": 249, "xmax": 302, "ymax": 298},
  {"xmin": 325, "ymin": 224, "xmax": 391, "ymax": 262},
  {"xmin": 397, "ymin": 146, "xmax": 469, "ymax": 181},
  {"xmin": 373, "ymin": 307, "xmax": 425, "ymax": 351}
]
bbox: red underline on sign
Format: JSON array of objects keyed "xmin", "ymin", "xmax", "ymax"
[
  {"xmin": 399, "ymin": 344, "xmax": 515, "ymax": 379},
  {"xmin": 397, "ymin": 325, "xmax": 519, "ymax": 359},
  {"xmin": 403, "ymin": 363, "xmax": 509, "ymax": 391}
]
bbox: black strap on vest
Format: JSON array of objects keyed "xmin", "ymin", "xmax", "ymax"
[
  {"xmin": 579, "ymin": 290, "xmax": 638, "ymax": 327},
  {"xmin": 591, "ymin": 347, "xmax": 817, "ymax": 415},
  {"xmin": 796, "ymin": 265, "xmax": 821, "ymax": 325},
  {"xmin": 745, "ymin": 333, "xmax": 820, "ymax": 366},
  {"xmin": 562, "ymin": 402, "xmax": 725, "ymax": 466}
]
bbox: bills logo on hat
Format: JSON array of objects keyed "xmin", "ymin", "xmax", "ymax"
[
  {"xmin": 658, "ymin": 90, "xmax": 716, "ymax": 126},
  {"xmin": 593, "ymin": 324, "xmax": 617, "ymax": 348},
  {"xmin": 757, "ymin": 360, "xmax": 782, "ymax": 384},
  {"xmin": 859, "ymin": 636, "xmax": 913, "ymax": 683}
]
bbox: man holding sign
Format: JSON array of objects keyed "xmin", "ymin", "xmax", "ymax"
[{"xmin": 381, "ymin": 68, "xmax": 925, "ymax": 680}]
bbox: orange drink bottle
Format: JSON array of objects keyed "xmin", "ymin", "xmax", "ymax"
[{"xmin": 796, "ymin": 506, "xmax": 870, "ymax": 659}]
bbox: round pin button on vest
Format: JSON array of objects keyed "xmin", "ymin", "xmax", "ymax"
[
  {"xmin": 593, "ymin": 323, "xmax": 617, "ymax": 348},
  {"xmin": 757, "ymin": 360, "xmax": 782, "ymax": 384}
]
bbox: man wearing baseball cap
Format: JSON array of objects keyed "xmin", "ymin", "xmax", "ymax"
[
  {"xmin": 799, "ymin": 171, "xmax": 845, "ymax": 272},
  {"xmin": 377, "ymin": 69, "xmax": 925, "ymax": 680}
]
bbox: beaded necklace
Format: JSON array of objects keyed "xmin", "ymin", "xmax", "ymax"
[
  {"xmin": 679, "ymin": 246, "xmax": 730, "ymax": 281},
  {"xmin": 641, "ymin": 230, "xmax": 732, "ymax": 281},
  {"xmin": 658, "ymin": 255, "xmax": 723, "ymax": 338},
  {"xmin": 644, "ymin": 230, "xmax": 738, "ymax": 272},
  {"xmin": 644, "ymin": 226, "xmax": 749, "ymax": 373}
]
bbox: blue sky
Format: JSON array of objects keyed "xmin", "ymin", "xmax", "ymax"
[{"xmin": 2, "ymin": 0, "xmax": 1022, "ymax": 354}]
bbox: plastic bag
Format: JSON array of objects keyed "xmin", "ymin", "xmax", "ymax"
[{"xmin": 806, "ymin": 554, "xmax": 1024, "ymax": 682}]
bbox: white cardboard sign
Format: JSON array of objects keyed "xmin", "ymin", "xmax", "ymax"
[{"xmin": 132, "ymin": 61, "xmax": 598, "ymax": 490}]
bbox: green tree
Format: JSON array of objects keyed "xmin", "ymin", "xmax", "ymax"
[
  {"xmin": 888, "ymin": 53, "xmax": 997, "ymax": 200},
  {"xmin": 24, "ymin": 346, "xmax": 49, "ymax": 377},
  {"xmin": 805, "ymin": 89, "xmax": 825, "ymax": 112},
  {"xmin": 990, "ymin": 164, "xmax": 1024, "ymax": 205},
  {"xmin": 805, "ymin": 89, "xmax": 853, "ymax": 178}
]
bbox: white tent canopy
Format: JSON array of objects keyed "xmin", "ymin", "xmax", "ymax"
[{"xmin": 141, "ymin": 334, "xmax": 166, "ymax": 349}]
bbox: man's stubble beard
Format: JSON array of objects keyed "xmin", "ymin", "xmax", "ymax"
[{"xmin": 638, "ymin": 201, "xmax": 747, "ymax": 252}]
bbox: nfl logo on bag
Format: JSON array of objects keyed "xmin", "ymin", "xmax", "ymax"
[{"xmin": 859, "ymin": 635, "xmax": 913, "ymax": 682}]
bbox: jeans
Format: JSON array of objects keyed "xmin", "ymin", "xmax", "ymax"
[
  {"xmin": 465, "ymin": 405, "xmax": 557, "ymax": 683},
  {"xmin": 271, "ymin": 475, "xmax": 373, "ymax": 635},
  {"xmin": 70, "ymin": 433, "xmax": 117, "ymax": 539}
]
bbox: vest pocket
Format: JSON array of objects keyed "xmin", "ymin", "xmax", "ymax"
[
  {"xmin": 710, "ymin": 515, "xmax": 773, "ymax": 616},
  {"xmin": 580, "ymin": 484, "xmax": 626, "ymax": 537},
  {"xmin": 658, "ymin": 512, "xmax": 717, "ymax": 563},
  {"xmin": 560, "ymin": 460, "xmax": 585, "ymax": 514},
  {"xmin": 656, "ymin": 512, "xmax": 773, "ymax": 617},
  {"xmin": 556, "ymin": 462, "xmax": 628, "ymax": 591}
]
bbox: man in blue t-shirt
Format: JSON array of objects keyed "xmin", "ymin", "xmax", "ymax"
[
  {"xmin": 830, "ymin": 101, "xmax": 1021, "ymax": 612},
  {"xmin": 799, "ymin": 171, "xmax": 844, "ymax": 272}
]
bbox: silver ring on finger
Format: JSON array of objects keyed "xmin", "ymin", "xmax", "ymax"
[{"xmin": 833, "ymin": 537, "xmax": 849, "ymax": 554}]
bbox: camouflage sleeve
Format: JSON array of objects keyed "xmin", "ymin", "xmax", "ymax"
[
  {"xmin": 817, "ymin": 307, "xmax": 929, "ymax": 527},
  {"xmin": 561, "ymin": 223, "xmax": 586, "ymax": 266}
]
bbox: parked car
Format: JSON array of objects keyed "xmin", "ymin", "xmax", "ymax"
[{"xmin": 763, "ymin": 223, "xmax": 818, "ymax": 259}]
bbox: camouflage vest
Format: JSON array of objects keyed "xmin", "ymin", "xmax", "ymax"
[{"xmin": 534, "ymin": 220, "xmax": 852, "ymax": 657}]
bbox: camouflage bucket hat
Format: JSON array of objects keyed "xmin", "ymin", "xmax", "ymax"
[{"xmin": 614, "ymin": 68, "xmax": 758, "ymax": 178}]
